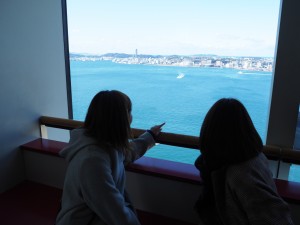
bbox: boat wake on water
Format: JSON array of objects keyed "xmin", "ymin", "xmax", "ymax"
[{"xmin": 177, "ymin": 73, "xmax": 185, "ymax": 79}]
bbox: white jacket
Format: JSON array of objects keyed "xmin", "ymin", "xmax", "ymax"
[{"xmin": 56, "ymin": 128, "xmax": 155, "ymax": 225}]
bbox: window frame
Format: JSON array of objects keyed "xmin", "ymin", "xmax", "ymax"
[{"xmin": 61, "ymin": 0, "xmax": 300, "ymax": 181}]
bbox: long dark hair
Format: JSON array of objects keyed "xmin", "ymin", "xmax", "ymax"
[
  {"xmin": 199, "ymin": 98, "xmax": 263, "ymax": 170},
  {"xmin": 84, "ymin": 90, "xmax": 132, "ymax": 152}
]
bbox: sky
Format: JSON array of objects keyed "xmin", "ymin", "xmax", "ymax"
[{"xmin": 67, "ymin": 0, "xmax": 281, "ymax": 57}]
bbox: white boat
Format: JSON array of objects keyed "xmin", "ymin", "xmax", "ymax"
[{"xmin": 177, "ymin": 73, "xmax": 185, "ymax": 79}]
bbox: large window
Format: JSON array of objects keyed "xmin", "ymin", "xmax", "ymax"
[{"xmin": 66, "ymin": 0, "xmax": 280, "ymax": 164}]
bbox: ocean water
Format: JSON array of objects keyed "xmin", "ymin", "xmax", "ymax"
[{"xmin": 70, "ymin": 60, "xmax": 272, "ymax": 165}]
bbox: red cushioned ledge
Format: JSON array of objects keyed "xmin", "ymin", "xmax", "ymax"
[{"xmin": 0, "ymin": 181, "xmax": 62, "ymax": 225}]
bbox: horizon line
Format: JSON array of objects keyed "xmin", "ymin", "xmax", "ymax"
[{"xmin": 70, "ymin": 52, "xmax": 274, "ymax": 59}]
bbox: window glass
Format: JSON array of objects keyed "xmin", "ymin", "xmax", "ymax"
[
  {"xmin": 67, "ymin": 0, "xmax": 280, "ymax": 164},
  {"xmin": 289, "ymin": 106, "xmax": 300, "ymax": 182},
  {"xmin": 289, "ymin": 165, "xmax": 300, "ymax": 182},
  {"xmin": 293, "ymin": 106, "xmax": 300, "ymax": 150}
]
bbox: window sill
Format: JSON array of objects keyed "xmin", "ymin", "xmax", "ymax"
[
  {"xmin": 21, "ymin": 138, "xmax": 300, "ymax": 203},
  {"xmin": 20, "ymin": 138, "xmax": 202, "ymax": 185}
]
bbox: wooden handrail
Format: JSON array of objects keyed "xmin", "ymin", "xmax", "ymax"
[
  {"xmin": 281, "ymin": 147, "xmax": 300, "ymax": 164},
  {"xmin": 40, "ymin": 116, "xmax": 83, "ymax": 130},
  {"xmin": 40, "ymin": 116, "xmax": 199, "ymax": 149},
  {"xmin": 39, "ymin": 116, "xmax": 300, "ymax": 164}
]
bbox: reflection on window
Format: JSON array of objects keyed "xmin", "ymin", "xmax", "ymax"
[
  {"xmin": 289, "ymin": 106, "xmax": 300, "ymax": 182},
  {"xmin": 293, "ymin": 106, "xmax": 300, "ymax": 150},
  {"xmin": 67, "ymin": 0, "xmax": 280, "ymax": 164},
  {"xmin": 289, "ymin": 165, "xmax": 300, "ymax": 182}
]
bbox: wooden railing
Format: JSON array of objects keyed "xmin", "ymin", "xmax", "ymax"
[
  {"xmin": 40, "ymin": 116, "xmax": 300, "ymax": 165},
  {"xmin": 40, "ymin": 116, "xmax": 199, "ymax": 149}
]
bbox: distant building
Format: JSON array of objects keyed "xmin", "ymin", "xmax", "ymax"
[{"xmin": 215, "ymin": 60, "xmax": 223, "ymax": 67}]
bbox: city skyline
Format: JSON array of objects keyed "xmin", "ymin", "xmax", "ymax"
[
  {"xmin": 67, "ymin": 0, "xmax": 281, "ymax": 57},
  {"xmin": 70, "ymin": 52, "xmax": 274, "ymax": 72}
]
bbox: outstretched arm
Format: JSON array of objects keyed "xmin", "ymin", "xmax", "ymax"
[{"xmin": 126, "ymin": 123, "xmax": 165, "ymax": 163}]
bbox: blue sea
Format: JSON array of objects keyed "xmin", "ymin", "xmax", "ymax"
[
  {"xmin": 70, "ymin": 60, "xmax": 272, "ymax": 161},
  {"xmin": 70, "ymin": 60, "xmax": 300, "ymax": 182}
]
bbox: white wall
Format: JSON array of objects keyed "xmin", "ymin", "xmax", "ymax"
[
  {"xmin": 0, "ymin": 0, "xmax": 69, "ymax": 192},
  {"xmin": 266, "ymin": 0, "xmax": 300, "ymax": 180},
  {"xmin": 126, "ymin": 172, "xmax": 200, "ymax": 223},
  {"xmin": 267, "ymin": 0, "xmax": 300, "ymax": 148}
]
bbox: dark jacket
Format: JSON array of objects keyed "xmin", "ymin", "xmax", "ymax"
[{"xmin": 195, "ymin": 153, "xmax": 294, "ymax": 225}]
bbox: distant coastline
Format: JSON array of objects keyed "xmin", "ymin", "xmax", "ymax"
[{"xmin": 70, "ymin": 53, "xmax": 273, "ymax": 72}]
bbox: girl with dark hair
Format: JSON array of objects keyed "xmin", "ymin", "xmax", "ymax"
[
  {"xmin": 194, "ymin": 98, "xmax": 294, "ymax": 225},
  {"xmin": 56, "ymin": 90, "xmax": 165, "ymax": 225}
]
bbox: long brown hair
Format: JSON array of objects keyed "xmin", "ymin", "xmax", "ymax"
[{"xmin": 84, "ymin": 90, "xmax": 132, "ymax": 152}]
